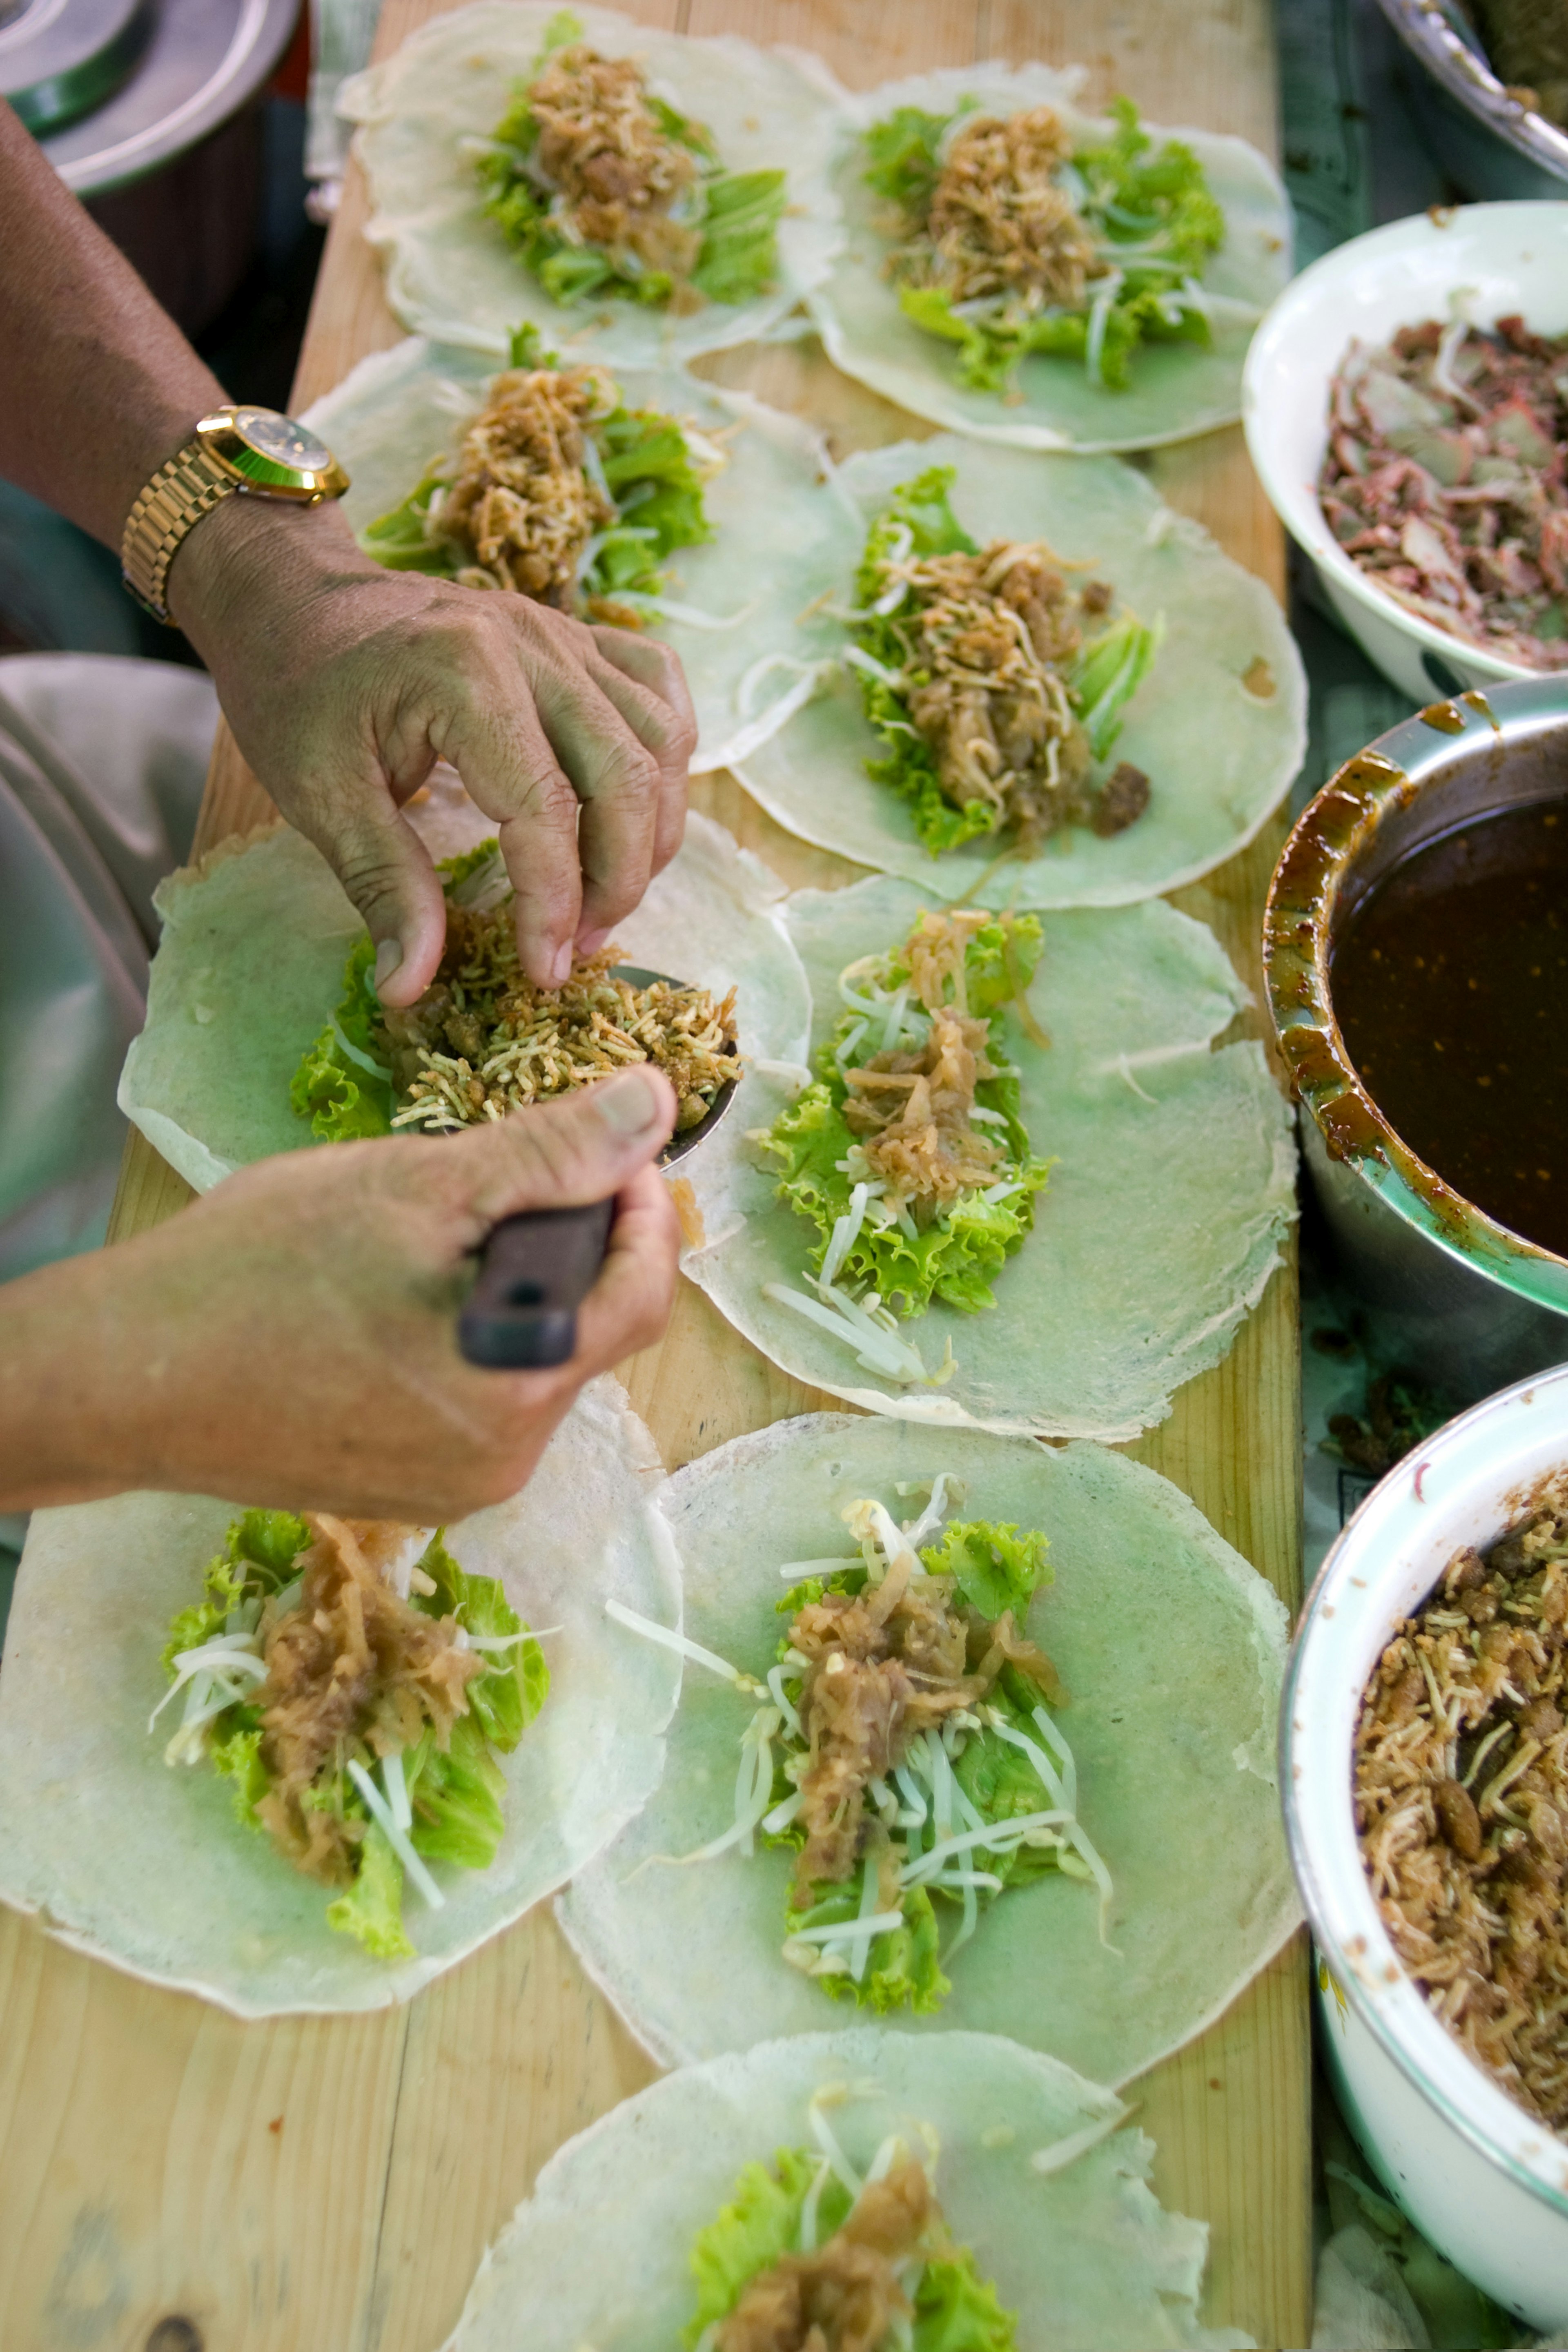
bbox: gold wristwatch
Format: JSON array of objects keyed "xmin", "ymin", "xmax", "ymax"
[{"xmin": 120, "ymin": 406, "xmax": 350, "ymax": 624}]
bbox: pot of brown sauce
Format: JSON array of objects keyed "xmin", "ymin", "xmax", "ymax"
[{"xmin": 1265, "ymin": 678, "xmax": 1568, "ymax": 1401}]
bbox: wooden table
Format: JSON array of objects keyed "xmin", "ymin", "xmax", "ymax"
[{"xmin": 0, "ymin": 6, "xmax": 1310, "ymax": 2346}]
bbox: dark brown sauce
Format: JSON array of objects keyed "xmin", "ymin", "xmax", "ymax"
[{"xmin": 1331, "ymin": 799, "xmax": 1568, "ymax": 1256}]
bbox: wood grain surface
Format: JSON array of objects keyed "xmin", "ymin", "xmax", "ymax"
[{"xmin": 0, "ymin": 6, "xmax": 1310, "ymax": 2348}]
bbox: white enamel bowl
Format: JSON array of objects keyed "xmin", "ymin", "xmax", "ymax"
[
  {"xmin": 1243, "ymin": 202, "xmax": 1568, "ymax": 703},
  {"xmin": 1285, "ymin": 1361, "xmax": 1568, "ymax": 2328}
]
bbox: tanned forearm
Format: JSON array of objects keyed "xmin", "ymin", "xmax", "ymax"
[{"xmin": 0, "ymin": 97, "xmax": 228, "ymax": 547}]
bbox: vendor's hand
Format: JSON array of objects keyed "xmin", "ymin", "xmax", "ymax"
[
  {"xmin": 0, "ymin": 1068, "xmax": 680, "ymax": 1523},
  {"xmin": 168, "ymin": 497, "xmax": 696, "ymax": 1004}
]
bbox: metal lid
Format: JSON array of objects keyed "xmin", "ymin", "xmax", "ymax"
[
  {"xmin": 0, "ymin": 0, "xmax": 149, "ymax": 136},
  {"xmin": 24, "ymin": 0, "xmax": 299, "ymax": 196}
]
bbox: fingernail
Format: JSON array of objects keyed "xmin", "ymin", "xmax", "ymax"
[
  {"xmin": 549, "ymin": 941, "xmax": 574, "ymax": 986},
  {"xmin": 593, "ymin": 1068, "xmax": 662, "ymax": 1135},
  {"xmin": 374, "ymin": 938, "xmax": 404, "ymax": 995},
  {"xmin": 576, "ymin": 925, "xmax": 610, "ymax": 958}
]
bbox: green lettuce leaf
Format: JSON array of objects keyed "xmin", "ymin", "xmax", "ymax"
[
  {"xmin": 413, "ymin": 1532, "xmax": 549, "ymax": 1752},
  {"xmin": 159, "ymin": 1509, "xmax": 310, "ymax": 1675},
  {"xmin": 918, "ymin": 1518, "xmax": 1050, "ymax": 1621},
  {"xmin": 784, "ymin": 1878, "xmax": 950, "ymax": 2015},
  {"xmin": 325, "ymin": 1819, "xmax": 414, "ymax": 1960},
  {"xmin": 760, "ymin": 911, "xmax": 1051, "ymax": 1320},
  {"xmin": 406, "ymin": 1712, "xmax": 508, "ymax": 1871},
  {"xmin": 289, "ymin": 936, "xmax": 394, "ymax": 1143},
  {"xmin": 209, "ymin": 1716, "xmax": 269, "ymax": 1827},
  {"xmin": 689, "ymin": 168, "xmax": 789, "ymax": 306},
  {"xmin": 685, "ymin": 2147, "xmax": 852, "ymax": 2343},
  {"xmin": 358, "ymin": 475, "xmax": 461, "ymax": 577},
  {"xmin": 1070, "ymin": 608, "xmax": 1162, "ymax": 763},
  {"xmin": 873, "ymin": 94, "xmax": 1224, "ymax": 395},
  {"xmin": 914, "ymin": 2250, "xmax": 1019, "ymax": 2351}
]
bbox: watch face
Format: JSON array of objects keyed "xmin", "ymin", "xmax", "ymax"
[{"xmin": 232, "ymin": 408, "xmax": 334, "ymax": 473}]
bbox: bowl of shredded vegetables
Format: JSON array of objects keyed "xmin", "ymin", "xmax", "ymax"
[{"xmin": 1243, "ymin": 201, "xmax": 1568, "ymax": 702}]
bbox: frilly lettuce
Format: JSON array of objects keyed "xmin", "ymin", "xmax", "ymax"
[
  {"xmin": 765, "ymin": 1518, "xmax": 1074, "ymax": 2017},
  {"xmin": 851, "ymin": 466, "xmax": 1159, "ymax": 855},
  {"xmin": 759, "ymin": 909, "xmax": 1053, "ymax": 1319},
  {"xmin": 684, "ymin": 2134, "xmax": 1017, "ymax": 2350},
  {"xmin": 154, "ymin": 1514, "xmax": 550, "ymax": 1962},
  {"xmin": 867, "ymin": 94, "xmax": 1225, "ymax": 395},
  {"xmin": 359, "ymin": 322, "xmax": 714, "ymax": 605},
  {"xmin": 476, "ymin": 13, "xmax": 786, "ymax": 312}
]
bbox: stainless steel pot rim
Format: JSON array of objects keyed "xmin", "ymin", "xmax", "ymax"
[
  {"xmin": 1264, "ymin": 676, "xmax": 1568, "ymax": 1315},
  {"xmin": 1283, "ymin": 1358, "xmax": 1568, "ymax": 2217},
  {"xmin": 1374, "ymin": 0, "xmax": 1568, "ymax": 187}
]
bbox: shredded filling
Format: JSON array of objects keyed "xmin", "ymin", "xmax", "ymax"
[
  {"xmin": 1320, "ymin": 316, "xmax": 1568, "ymax": 672},
  {"xmin": 378, "ymin": 900, "xmax": 738, "ymax": 1135},
  {"xmin": 1356, "ymin": 1471, "xmax": 1568, "ymax": 2132},
  {"xmin": 900, "ymin": 106, "xmax": 1101, "ymax": 312},
  {"xmin": 714, "ymin": 2157, "xmax": 932, "ymax": 2352},
  {"xmin": 864, "ymin": 540, "xmax": 1149, "ymax": 846},
  {"xmin": 255, "ymin": 1516, "xmax": 483, "ymax": 1886},
  {"xmin": 428, "ymin": 361, "xmax": 619, "ymax": 603},
  {"xmin": 527, "ymin": 42, "xmax": 704, "ymax": 292}
]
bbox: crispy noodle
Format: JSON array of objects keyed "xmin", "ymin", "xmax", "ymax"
[
  {"xmin": 528, "ymin": 42, "xmax": 704, "ymax": 297},
  {"xmin": 377, "ymin": 900, "xmax": 738, "ymax": 1135},
  {"xmin": 903, "ymin": 107, "xmax": 1100, "ymax": 312},
  {"xmin": 425, "ymin": 361, "xmax": 620, "ymax": 604},
  {"xmin": 862, "ymin": 540, "xmax": 1150, "ymax": 848},
  {"xmin": 1356, "ymin": 1469, "xmax": 1568, "ymax": 2133}
]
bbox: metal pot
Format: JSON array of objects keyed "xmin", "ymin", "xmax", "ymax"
[
  {"xmin": 1265, "ymin": 677, "xmax": 1568, "ymax": 1402},
  {"xmin": 1374, "ymin": 0, "xmax": 1568, "ymax": 199},
  {"xmin": 1285, "ymin": 1362, "xmax": 1568, "ymax": 2329},
  {"xmin": 2, "ymin": 0, "xmax": 299, "ymax": 335}
]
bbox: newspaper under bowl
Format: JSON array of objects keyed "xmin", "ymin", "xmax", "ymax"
[{"xmin": 0, "ymin": 1378, "xmax": 680, "ymax": 2017}]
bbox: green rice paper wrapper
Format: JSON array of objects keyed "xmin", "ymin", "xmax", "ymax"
[
  {"xmin": 734, "ymin": 434, "xmax": 1305, "ymax": 906},
  {"xmin": 680, "ymin": 873, "xmax": 1295, "ymax": 1441},
  {"xmin": 301, "ymin": 337, "xmax": 862, "ymax": 776},
  {"xmin": 0, "ymin": 1378, "xmax": 681, "ymax": 2017},
  {"xmin": 339, "ymin": 2, "xmax": 844, "ymax": 365},
  {"xmin": 558, "ymin": 1415, "xmax": 1296, "ymax": 2090},
  {"xmin": 116, "ymin": 786, "xmax": 811, "ymax": 1225},
  {"xmin": 807, "ymin": 60, "xmax": 1290, "ymax": 453},
  {"xmin": 443, "ymin": 2027, "xmax": 1252, "ymax": 2351}
]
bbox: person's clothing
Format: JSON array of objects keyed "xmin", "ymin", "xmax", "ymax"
[{"xmin": 0, "ymin": 652, "xmax": 216, "ymax": 1288}]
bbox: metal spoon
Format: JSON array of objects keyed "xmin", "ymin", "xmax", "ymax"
[{"xmin": 457, "ymin": 965, "xmax": 739, "ymax": 1369}]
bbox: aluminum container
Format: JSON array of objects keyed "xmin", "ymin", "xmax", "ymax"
[
  {"xmin": 1374, "ymin": 0, "xmax": 1568, "ymax": 202},
  {"xmin": 1265, "ymin": 676, "xmax": 1568, "ymax": 1404},
  {"xmin": 1242, "ymin": 202, "xmax": 1568, "ymax": 704},
  {"xmin": 1285, "ymin": 1362, "xmax": 1568, "ymax": 2330}
]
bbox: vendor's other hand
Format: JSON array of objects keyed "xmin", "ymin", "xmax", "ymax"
[
  {"xmin": 169, "ymin": 499, "xmax": 696, "ymax": 1005},
  {"xmin": 3, "ymin": 1069, "xmax": 680, "ymax": 1523}
]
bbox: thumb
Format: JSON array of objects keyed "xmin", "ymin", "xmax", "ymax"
[
  {"xmin": 451, "ymin": 1067, "xmax": 677, "ymax": 1230},
  {"xmin": 291, "ymin": 783, "xmax": 449, "ymax": 1009}
]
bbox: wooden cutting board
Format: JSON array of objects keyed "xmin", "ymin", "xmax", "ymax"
[{"xmin": 0, "ymin": 6, "xmax": 1310, "ymax": 2347}]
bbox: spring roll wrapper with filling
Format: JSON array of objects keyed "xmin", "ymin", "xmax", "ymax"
[
  {"xmin": 0, "ymin": 1378, "xmax": 682, "ymax": 2017},
  {"xmin": 680, "ymin": 872, "xmax": 1296, "ymax": 1442},
  {"xmin": 301, "ymin": 338, "xmax": 864, "ymax": 778},
  {"xmin": 337, "ymin": 1, "xmax": 845, "ymax": 366},
  {"xmin": 559, "ymin": 1415, "xmax": 1298, "ymax": 2091},
  {"xmin": 116, "ymin": 792, "xmax": 811, "ymax": 1232},
  {"xmin": 806, "ymin": 60, "xmax": 1291, "ymax": 454},
  {"xmin": 733, "ymin": 434, "xmax": 1305, "ymax": 906},
  {"xmin": 442, "ymin": 2027, "xmax": 1254, "ymax": 2352}
]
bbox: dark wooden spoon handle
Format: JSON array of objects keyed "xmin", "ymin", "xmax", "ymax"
[{"xmin": 458, "ymin": 1198, "xmax": 615, "ymax": 1369}]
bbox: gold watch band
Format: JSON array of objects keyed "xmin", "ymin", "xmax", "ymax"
[{"xmin": 120, "ymin": 440, "xmax": 240, "ymax": 625}]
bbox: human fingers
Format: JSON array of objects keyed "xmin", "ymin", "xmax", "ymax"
[
  {"xmin": 274, "ymin": 763, "xmax": 450, "ymax": 1010},
  {"xmin": 570, "ymin": 1162, "xmax": 682, "ymax": 1376},
  {"xmin": 582, "ymin": 626, "xmax": 694, "ymax": 938},
  {"xmin": 437, "ymin": 1066, "xmax": 678, "ymax": 1241}
]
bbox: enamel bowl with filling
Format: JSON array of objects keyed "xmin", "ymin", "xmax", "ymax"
[
  {"xmin": 1265, "ymin": 676, "xmax": 1568, "ymax": 1405},
  {"xmin": 1285, "ymin": 1362, "xmax": 1568, "ymax": 2330},
  {"xmin": 1243, "ymin": 201, "xmax": 1568, "ymax": 702}
]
